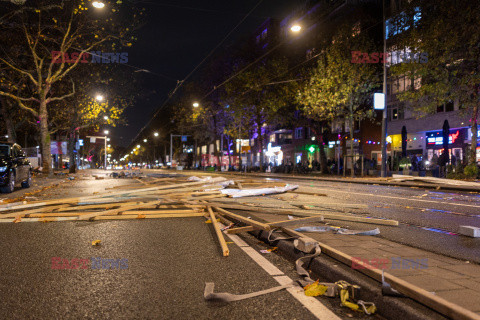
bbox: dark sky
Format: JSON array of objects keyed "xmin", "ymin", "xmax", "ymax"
[{"xmin": 113, "ymin": 0, "xmax": 297, "ymax": 147}]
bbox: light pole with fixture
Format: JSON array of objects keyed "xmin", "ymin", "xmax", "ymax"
[{"xmin": 86, "ymin": 129, "xmax": 109, "ymax": 169}]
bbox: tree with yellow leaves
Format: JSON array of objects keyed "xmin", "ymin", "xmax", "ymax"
[{"xmin": 0, "ymin": 0, "xmax": 142, "ymax": 174}]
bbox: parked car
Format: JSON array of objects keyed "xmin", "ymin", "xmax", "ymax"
[{"xmin": 0, "ymin": 142, "xmax": 32, "ymax": 193}]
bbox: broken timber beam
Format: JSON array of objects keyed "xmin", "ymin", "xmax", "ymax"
[
  {"xmin": 207, "ymin": 206, "xmax": 229, "ymax": 257},
  {"xmin": 212, "ymin": 207, "xmax": 271, "ymax": 231},
  {"xmin": 206, "ymin": 202, "xmax": 398, "ymax": 226},
  {"xmin": 226, "ymin": 216, "xmax": 324, "ymax": 234}
]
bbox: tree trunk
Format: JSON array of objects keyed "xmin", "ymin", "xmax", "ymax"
[
  {"xmin": 68, "ymin": 127, "xmax": 76, "ymax": 173},
  {"xmin": 0, "ymin": 97, "xmax": 16, "ymax": 143},
  {"xmin": 258, "ymin": 125, "xmax": 264, "ymax": 171},
  {"xmin": 341, "ymin": 122, "xmax": 347, "ymax": 176},
  {"xmin": 39, "ymin": 97, "xmax": 52, "ymax": 175},
  {"xmin": 349, "ymin": 100, "xmax": 355, "ymax": 178},
  {"xmin": 469, "ymin": 103, "xmax": 478, "ymax": 165}
]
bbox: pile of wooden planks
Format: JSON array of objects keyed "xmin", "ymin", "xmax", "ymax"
[{"xmin": 0, "ymin": 174, "xmax": 399, "ymax": 255}]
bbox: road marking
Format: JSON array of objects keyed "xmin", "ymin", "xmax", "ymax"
[
  {"xmin": 226, "ymin": 233, "xmax": 341, "ymax": 320},
  {"xmin": 303, "ymin": 187, "xmax": 480, "ymax": 209}
]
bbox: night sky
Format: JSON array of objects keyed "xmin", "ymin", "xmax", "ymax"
[{"xmin": 114, "ymin": 0, "xmax": 297, "ymax": 147}]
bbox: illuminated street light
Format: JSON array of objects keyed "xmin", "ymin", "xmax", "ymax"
[
  {"xmin": 143, "ymin": 139, "xmax": 147, "ymax": 143},
  {"xmin": 154, "ymin": 132, "xmax": 159, "ymax": 137},
  {"xmin": 92, "ymin": 1, "xmax": 105, "ymax": 9},
  {"xmin": 96, "ymin": 94, "xmax": 104, "ymax": 101},
  {"xmin": 103, "ymin": 116, "xmax": 108, "ymax": 120},
  {"xmin": 104, "ymin": 130, "xmax": 109, "ymax": 135},
  {"xmin": 290, "ymin": 25, "xmax": 302, "ymax": 32},
  {"xmin": 193, "ymin": 102, "xmax": 199, "ymax": 108},
  {"xmin": 107, "ymin": 138, "xmax": 111, "ymax": 141},
  {"xmin": 107, "ymin": 144, "xmax": 111, "ymax": 148},
  {"xmin": 137, "ymin": 145, "xmax": 140, "ymax": 148}
]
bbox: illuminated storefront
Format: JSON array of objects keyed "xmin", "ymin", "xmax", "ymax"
[{"xmin": 425, "ymin": 128, "xmax": 467, "ymax": 161}]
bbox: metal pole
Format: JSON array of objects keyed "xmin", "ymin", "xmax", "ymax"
[
  {"xmin": 170, "ymin": 133, "xmax": 172, "ymax": 165},
  {"xmin": 381, "ymin": 0, "xmax": 388, "ymax": 177},
  {"xmin": 104, "ymin": 136, "xmax": 107, "ymax": 170}
]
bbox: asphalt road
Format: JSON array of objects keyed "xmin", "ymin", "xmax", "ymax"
[{"xmin": 0, "ymin": 218, "xmax": 322, "ymax": 319}]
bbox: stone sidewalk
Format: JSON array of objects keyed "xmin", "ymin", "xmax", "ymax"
[{"xmin": 249, "ymin": 210, "xmax": 480, "ymax": 317}]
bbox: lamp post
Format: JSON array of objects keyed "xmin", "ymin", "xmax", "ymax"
[
  {"xmin": 380, "ymin": 0, "xmax": 388, "ymax": 177},
  {"xmin": 104, "ymin": 130, "xmax": 109, "ymax": 169},
  {"xmin": 86, "ymin": 130, "xmax": 109, "ymax": 170},
  {"xmin": 153, "ymin": 132, "xmax": 159, "ymax": 164}
]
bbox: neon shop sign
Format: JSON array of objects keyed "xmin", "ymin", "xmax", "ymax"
[{"xmin": 426, "ymin": 130, "xmax": 460, "ymax": 145}]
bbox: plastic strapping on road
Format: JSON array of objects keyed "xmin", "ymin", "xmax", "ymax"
[
  {"xmin": 203, "ymin": 282, "xmax": 294, "ymax": 303},
  {"xmin": 293, "ymin": 226, "xmax": 381, "ymax": 236}
]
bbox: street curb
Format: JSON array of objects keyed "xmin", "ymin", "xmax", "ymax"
[{"xmin": 251, "ymin": 229, "xmax": 448, "ymax": 320}]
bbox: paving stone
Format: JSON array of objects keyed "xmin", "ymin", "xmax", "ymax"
[
  {"xmin": 423, "ymin": 267, "xmax": 470, "ymax": 280},
  {"xmin": 451, "ymin": 278, "xmax": 480, "ymax": 291},
  {"xmin": 386, "ymin": 268, "xmax": 428, "ymax": 277},
  {"xmin": 320, "ymin": 240, "xmax": 359, "ymax": 247},
  {"xmin": 440, "ymin": 263, "xmax": 480, "ymax": 277},
  {"xmin": 435, "ymin": 289, "xmax": 480, "ymax": 312},
  {"xmin": 327, "ymin": 246, "xmax": 373, "ymax": 256},
  {"xmin": 397, "ymin": 274, "xmax": 463, "ymax": 291},
  {"xmin": 381, "ymin": 246, "xmax": 428, "ymax": 257}
]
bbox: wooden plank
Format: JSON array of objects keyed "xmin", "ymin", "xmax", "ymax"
[
  {"xmin": 212, "ymin": 207, "xmax": 271, "ymax": 231},
  {"xmin": 0, "ymin": 212, "xmax": 205, "ymax": 223},
  {"xmin": 78, "ymin": 200, "xmax": 162, "ymax": 221},
  {"xmin": 96, "ymin": 213, "xmax": 205, "ymax": 220},
  {"xmin": 0, "ymin": 204, "xmax": 72, "ymax": 219},
  {"xmin": 206, "ymin": 202, "xmax": 398, "ymax": 226},
  {"xmin": 207, "ymin": 206, "xmax": 229, "ymax": 257},
  {"xmin": 226, "ymin": 216, "xmax": 324, "ymax": 234},
  {"xmin": 28, "ymin": 209, "xmax": 202, "ymax": 218},
  {"xmin": 280, "ymin": 227, "xmax": 480, "ymax": 320},
  {"xmin": 112, "ymin": 209, "xmax": 202, "ymax": 215},
  {"xmin": 226, "ymin": 226, "xmax": 254, "ymax": 234},
  {"xmin": 0, "ymin": 178, "xmax": 227, "ymax": 212}
]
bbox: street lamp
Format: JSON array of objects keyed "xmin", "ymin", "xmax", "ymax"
[
  {"xmin": 104, "ymin": 131, "xmax": 109, "ymax": 169},
  {"xmin": 193, "ymin": 102, "xmax": 199, "ymax": 108},
  {"xmin": 290, "ymin": 25, "xmax": 302, "ymax": 32},
  {"xmin": 143, "ymin": 139, "xmax": 147, "ymax": 143},
  {"xmin": 154, "ymin": 132, "xmax": 159, "ymax": 137},
  {"xmin": 92, "ymin": 1, "xmax": 105, "ymax": 9},
  {"xmin": 137, "ymin": 145, "xmax": 140, "ymax": 148},
  {"xmin": 103, "ymin": 116, "xmax": 108, "ymax": 120},
  {"xmin": 96, "ymin": 94, "xmax": 104, "ymax": 101}
]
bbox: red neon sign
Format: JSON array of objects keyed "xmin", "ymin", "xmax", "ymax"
[{"xmin": 450, "ymin": 130, "xmax": 459, "ymax": 143}]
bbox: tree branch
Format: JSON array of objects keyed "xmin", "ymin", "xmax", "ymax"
[
  {"xmin": 0, "ymin": 57, "xmax": 38, "ymax": 86},
  {"xmin": 46, "ymin": 80, "xmax": 75, "ymax": 103}
]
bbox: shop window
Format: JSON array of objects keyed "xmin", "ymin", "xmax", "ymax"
[
  {"xmin": 392, "ymin": 108, "xmax": 399, "ymax": 120},
  {"xmin": 391, "ymin": 105, "xmax": 404, "ymax": 121},
  {"xmin": 295, "ymin": 128, "xmax": 303, "ymax": 139}
]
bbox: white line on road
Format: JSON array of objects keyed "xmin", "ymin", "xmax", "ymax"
[
  {"xmin": 226, "ymin": 233, "xmax": 341, "ymax": 320},
  {"xmin": 305, "ymin": 187, "xmax": 480, "ymax": 209}
]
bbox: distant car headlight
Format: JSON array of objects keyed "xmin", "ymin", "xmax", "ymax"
[{"xmin": 0, "ymin": 166, "xmax": 7, "ymax": 172}]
